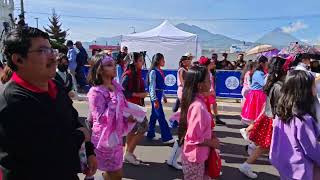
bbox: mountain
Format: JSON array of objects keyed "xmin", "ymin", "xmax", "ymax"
[
  {"xmin": 256, "ymin": 28, "xmax": 305, "ymax": 48},
  {"xmin": 176, "ymin": 23, "xmax": 254, "ymax": 51},
  {"xmin": 83, "ymin": 23, "xmax": 258, "ymax": 51}
]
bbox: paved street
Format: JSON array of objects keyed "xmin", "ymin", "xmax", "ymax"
[{"xmin": 75, "ymin": 100, "xmax": 280, "ymax": 180}]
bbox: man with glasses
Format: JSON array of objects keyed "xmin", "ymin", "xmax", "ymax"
[{"xmin": 0, "ymin": 27, "xmax": 97, "ymax": 179}]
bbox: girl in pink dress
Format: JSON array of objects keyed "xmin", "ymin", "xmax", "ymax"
[
  {"xmin": 240, "ymin": 61, "xmax": 256, "ymax": 108},
  {"xmin": 178, "ymin": 65, "xmax": 220, "ymax": 180},
  {"xmin": 87, "ymin": 54, "xmax": 136, "ymax": 180},
  {"xmin": 241, "ymin": 56, "xmax": 268, "ymax": 125},
  {"xmin": 198, "ymin": 56, "xmax": 226, "ymax": 125}
]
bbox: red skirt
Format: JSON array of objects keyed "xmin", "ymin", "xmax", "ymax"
[
  {"xmin": 241, "ymin": 90, "xmax": 266, "ymax": 123},
  {"xmin": 249, "ymin": 114, "xmax": 273, "ymax": 149}
]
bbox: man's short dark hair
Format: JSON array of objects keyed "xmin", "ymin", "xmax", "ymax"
[
  {"xmin": 66, "ymin": 40, "xmax": 74, "ymax": 47},
  {"xmin": 3, "ymin": 27, "xmax": 49, "ymax": 71},
  {"xmin": 56, "ymin": 53, "xmax": 68, "ymax": 64}
]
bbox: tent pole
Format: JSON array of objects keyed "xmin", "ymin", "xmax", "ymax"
[{"xmin": 195, "ymin": 36, "xmax": 198, "ymax": 60}]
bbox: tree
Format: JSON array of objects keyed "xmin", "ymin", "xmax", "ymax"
[{"xmin": 44, "ymin": 9, "xmax": 68, "ymax": 51}]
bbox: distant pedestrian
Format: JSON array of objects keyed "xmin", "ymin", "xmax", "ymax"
[
  {"xmin": 115, "ymin": 52, "xmax": 128, "ymax": 84},
  {"xmin": 67, "ymin": 40, "xmax": 78, "ymax": 91},
  {"xmin": 55, "ymin": 53, "xmax": 77, "ymax": 98},
  {"xmin": 217, "ymin": 53, "xmax": 234, "ymax": 70},
  {"xmin": 198, "ymin": 56, "xmax": 226, "ymax": 125},
  {"xmin": 75, "ymin": 41, "xmax": 89, "ymax": 93}
]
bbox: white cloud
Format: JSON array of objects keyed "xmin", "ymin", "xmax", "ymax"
[{"xmin": 281, "ymin": 20, "xmax": 308, "ymax": 33}]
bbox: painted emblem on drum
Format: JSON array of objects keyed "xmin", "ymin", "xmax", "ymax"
[
  {"xmin": 225, "ymin": 76, "xmax": 239, "ymax": 90},
  {"xmin": 165, "ymin": 74, "xmax": 176, "ymax": 87}
]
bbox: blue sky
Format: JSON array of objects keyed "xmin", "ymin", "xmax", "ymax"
[{"xmin": 13, "ymin": 0, "xmax": 320, "ymax": 44}]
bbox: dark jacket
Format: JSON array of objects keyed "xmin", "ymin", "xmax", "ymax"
[
  {"xmin": 55, "ymin": 71, "xmax": 74, "ymax": 93},
  {"xmin": 76, "ymin": 47, "xmax": 88, "ymax": 67},
  {"xmin": 0, "ymin": 80, "xmax": 85, "ymax": 180}
]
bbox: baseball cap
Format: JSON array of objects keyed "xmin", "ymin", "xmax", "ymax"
[{"xmin": 184, "ymin": 52, "xmax": 194, "ymax": 58}]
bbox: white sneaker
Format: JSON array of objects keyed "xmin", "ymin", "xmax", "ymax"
[
  {"xmin": 239, "ymin": 163, "xmax": 258, "ymax": 179},
  {"xmin": 240, "ymin": 128, "xmax": 249, "ymax": 141},
  {"xmin": 163, "ymin": 139, "xmax": 175, "ymax": 144},
  {"xmin": 149, "ymin": 137, "xmax": 159, "ymax": 141},
  {"xmin": 167, "ymin": 161, "xmax": 182, "ymax": 170},
  {"xmin": 167, "ymin": 140, "xmax": 182, "ymax": 170},
  {"xmin": 124, "ymin": 152, "xmax": 140, "ymax": 166}
]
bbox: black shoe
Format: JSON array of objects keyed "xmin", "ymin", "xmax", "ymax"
[{"xmin": 215, "ymin": 116, "xmax": 226, "ymax": 125}]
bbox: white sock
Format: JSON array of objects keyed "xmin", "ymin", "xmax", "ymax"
[
  {"xmin": 243, "ymin": 162, "xmax": 251, "ymax": 168},
  {"xmin": 249, "ymin": 143, "xmax": 256, "ymax": 149}
]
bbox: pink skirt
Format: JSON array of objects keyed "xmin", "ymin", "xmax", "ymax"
[
  {"xmin": 95, "ymin": 145, "xmax": 123, "ymax": 172},
  {"xmin": 241, "ymin": 90, "xmax": 266, "ymax": 123},
  {"xmin": 241, "ymin": 86, "xmax": 250, "ymax": 99}
]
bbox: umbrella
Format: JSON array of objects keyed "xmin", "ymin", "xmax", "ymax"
[
  {"xmin": 261, "ymin": 49, "xmax": 280, "ymax": 57},
  {"xmin": 279, "ymin": 43, "xmax": 320, "ymax": 55},
  {"xmin": 246, "ymin": 45, "xmax": 276, "ymax": 55}
]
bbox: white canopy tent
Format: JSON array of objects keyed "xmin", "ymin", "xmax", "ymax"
[{"xmin": 121, "ymin": 20, "xmax": 201, "ymax": 69}]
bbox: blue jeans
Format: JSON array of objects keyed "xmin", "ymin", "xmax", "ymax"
[
  {"xmin": 147, "ymin": 100, "xmax": 173, "ymax": 142},
  {"xmin": 75, "ymin": 66, "xmax": 87, "ymax": 88}
]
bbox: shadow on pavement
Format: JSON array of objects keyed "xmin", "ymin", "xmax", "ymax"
[
  {"xmin": 225, "ymin": 123, "xmax": 246, "ymax": 130},
  {"xmin": 123, "ymin": 162, "xmax": 278, "ymax": 180},
  {"xmin": 220, "ymin": 166, "xmax": 279, "ymax": 180},
  {"xmin": 138, "ymin": 137, "xmax": 173, "ymax": 147},
  {"xmin": 123, "ymin": 161, "xmax": 183, "ymax": 180},
  {"xmin": 219, "ymin": 114, "xmax": 241, "ymax": 120},
  {"xmin": 216, "ymin": 130, "xmax": 243, "ymax": 139},
  {"xmin": 220, "ymin": 142, "xmax": 271, "ymax": 165}
]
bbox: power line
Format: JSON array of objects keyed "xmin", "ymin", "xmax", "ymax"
[{"xmin": 24, "ymin": 11, "xmax": 320, "ymax": 22}]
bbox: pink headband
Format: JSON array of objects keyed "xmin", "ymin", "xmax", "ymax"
[{"xmin": 101, "ymin": 56, "xmax": 114, "ymax": 65}]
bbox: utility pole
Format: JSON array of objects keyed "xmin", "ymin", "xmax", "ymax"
[
  {"xmin": 20, "ymin": 0, "xmax": 25, "ymax": 16},
  {"xmin": 34, "ymin": 17, "xmax": 39, "ymax": 28},
  {"xmin": 130, "ymin": 26, "xmax": 136, "ymax": 34}
]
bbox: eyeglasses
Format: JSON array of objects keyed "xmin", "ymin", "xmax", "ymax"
[{"xmin": 28, "ymin": 47, "xmax": 56, "ymax": 55}]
